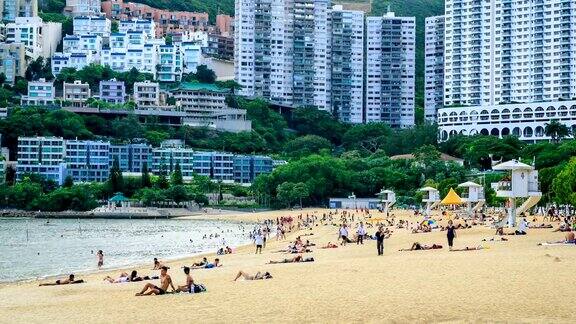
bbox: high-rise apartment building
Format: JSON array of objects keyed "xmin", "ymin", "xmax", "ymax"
[
  {"xmin": 365, "ymin": 13, "xmax": 416, "ymax": 127},
  {"xmin": 330, "ymin": 5, "xmax": 364, "ymax": 123},
  {"xmin": 438, "ymin": 0, "xmax": 576, "ymax": 141},
  {"xmin": 235, "ymin": 0, "xmax": 415, "ymax": 126},
  {"xmin": 424, "ymin": 15, "xmax": 445, "ymax": 123}
]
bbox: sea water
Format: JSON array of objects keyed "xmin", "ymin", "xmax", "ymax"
[{"xmin": 0, "ymin": 217, "xmax": 253, "ymax": 282}]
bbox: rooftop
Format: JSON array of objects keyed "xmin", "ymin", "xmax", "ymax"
[{"xmin": 169, "ymin": 82, "xmax": 229, "ymax": 93}]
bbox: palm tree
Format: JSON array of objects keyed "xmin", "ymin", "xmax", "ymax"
[{"xmin": 544, "ymin": 120, "xmax": 570, "ymax": 143}]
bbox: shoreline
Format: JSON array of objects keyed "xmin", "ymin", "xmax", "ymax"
[{"xmin": 0, "ymin": 214, "xmax": 261, "ymax": 285}]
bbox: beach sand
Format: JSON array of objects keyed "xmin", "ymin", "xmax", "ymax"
[{"xmin": 0, "ymin": 208, "xmax": 575, "ymax": 323}]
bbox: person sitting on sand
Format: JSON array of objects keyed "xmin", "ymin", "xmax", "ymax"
[
  {"xmin": 268, "ymin": 255, "xmax": 315, "ymax": 264},
  {"xmin": 135, "ymin": 266, "xmax": 175, "ymax": 296},
  {"xmin": 399, "ymin": 242, "xmax": 443, "ymax": 251},
  {"xmin": 233, "ymin": 270, "xmax": 273, "ymax": 281},
  {"xmin": 152, "ymin": 258, "xmax": 166, "ymax": 270},
  {"xmin": 175, "ymin": 267, "xmax": 194, "ymax": 293},
  {"xmin": 191, "ymin": 258, "xmax": 221, "ymax": 269},
  {"xmin": 321, "ymin": 242, "xmax": 338, "ymax": 249},
  {"xmin": 39, "ymin": 274, "xmax": 84, "ymax": 286}
]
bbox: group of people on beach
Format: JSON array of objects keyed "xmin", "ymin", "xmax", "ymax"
[{"xmin": 38, "ymin": 206, "xmax": 575, "ymax": 297}]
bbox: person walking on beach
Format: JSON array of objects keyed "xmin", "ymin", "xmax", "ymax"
[
  {"xmin": 255, "ymin": 231, "xmax": 264, "ymax": 254},
  {"xmin": 356, "ymin": 222, "xmax": 366, "ymax": 245},
  {"xmin": 446, "ymin": 220, "xmax": 456, "ymax": 251},
  {"xmin": 97, "ymin": 250, "xmax": 104, "ymax": 269},
  {"xmin": 339, "ymin": 224, "xmax": 349, "ymax": 246},
  {"xmin": 375, "ymin": 226, "xmax": 386, "ymax": 256}
]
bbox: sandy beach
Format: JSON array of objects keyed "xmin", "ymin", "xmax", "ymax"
[{"xmin": 1, "ymin": 208, "xmax": 575, "ymax": 323}]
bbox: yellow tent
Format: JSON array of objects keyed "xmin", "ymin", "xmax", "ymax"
[{"xmin": 440, "ymin": 188, "xmax": 463, "ymax": 205}]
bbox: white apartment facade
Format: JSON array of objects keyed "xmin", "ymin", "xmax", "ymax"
[
  {"xmin": 65, "ymin": 0, "xmax": 102, "ymax": 16},
  {"xmin": 133, "ymin": 80, "xmax": 160, "ymax": 107},
  {"xmin": 424, "ymin": 15, "xmax": 445, "ymax": 123},
  {"xmin": 5, "ymin": 16, "xmax": 43, "ymax": 59},
  {"xmin": 21, "ymin": 78, "xmax": 55, "ymax": 106},
  {"xmin": 438, "ymin": 0, "xmax": 576, "ymax": 142},
  {"xmin": 73, "ymin": 16, "xmax": 111, "ymax": 37},
  {"xmin": 118, "ymin": 19, "xmax": 156, "ymax": 39},
  {"xmin": 365, "ymin": 13, "xmax": 416, "ymax": 127},
  {"xmin": 63, "ymin": 80, "xmax": 91, "ymax": 107},
  {"xmin": 51, "ymin": 51, "xmax": 95, "ymax": 75}
]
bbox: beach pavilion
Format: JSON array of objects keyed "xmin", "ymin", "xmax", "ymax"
[{"xmin": 107, "ymin": 192, "xmax": 131, "ymax": 209}]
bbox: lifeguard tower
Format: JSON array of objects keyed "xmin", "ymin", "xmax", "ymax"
[
  {"xmin": 420, "ymin": 187, "xmax": 440, "ymax": 216},
  {"xmin": 376, "ymin": 189, "xmax": 396, "ymax": 215},
  {"xmin": 493, "ymin": 159, "xmax": 542, "ymax": 227},
  {"xmin": 458, "ymin": 181, "xmax": 485, "ymax": 217}
]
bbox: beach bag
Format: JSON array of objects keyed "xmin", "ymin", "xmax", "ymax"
[{"xmin": 191, "ymin": 284, "xmax": 207, "ymax": 293}]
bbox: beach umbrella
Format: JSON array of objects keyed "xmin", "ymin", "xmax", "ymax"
[{"xmin": 440, "ymin": 188, "xmax": 463, "ymax": 205}]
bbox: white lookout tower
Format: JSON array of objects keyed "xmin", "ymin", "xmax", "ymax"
[
  {"xmin": 376, "ymin": 189, "xmax": 396, "ymax": 215},
  {"xmin": 493, "ymin": 159, "xmax": 542, "ymax": 227},
  {"xmin": 457, "ymin": 181, "xmax": 485, "ymax": 217},
  {"xmin": 420, "ymin": 186, "xmax": 440, "ymax": 216}
]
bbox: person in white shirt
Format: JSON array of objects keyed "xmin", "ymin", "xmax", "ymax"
[
  {"xmin": 515, "ymin": 218, "xmax": 528, "ymax": 235},
  {"xmin": 254, "ymin": 232, "xmax": 264, "ymax": 254},
  {"xmin": 356, "ymin": 222, "xmax": 366, "ymax": 245},
  {"xmin": 339, "ymin": 224, "xmax": 349, "ymax": 246}
]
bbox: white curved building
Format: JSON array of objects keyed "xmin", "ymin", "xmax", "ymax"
[{"xmin": 438, "ymin": 101, "xmax": 576, "ymax": 142}]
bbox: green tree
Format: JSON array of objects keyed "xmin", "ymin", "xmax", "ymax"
[
  {"xmin": 545, "ymin": 120, "xmax": 570, "ymax": 143},
  {"xmin": 108, "ymin": 158, "xmax": 124, "ymax": 193},
  {"xmin": 0, "ymin": 73, "xmax": 6, "ymax": 84},
  {"xmin": 192, "ymin": 65, "xmax": 217, "ymax": 83},
  {"xmin": 283, "ymin": 135, "xmax": 332, "ymax": 158},
  {"xmin": 171, "ymin": 162, "xmax": 184, "ymax": 186},
  {"xmin": 290, "ymin": 107, "xmax": 348, "ymax": 145},
  {"xmin": 551, "ymin": 158, "xmax": 576, "ymax": 206},
  {"xmin": 5, "ymin": 165, "xmax": 16, "ymax": 185},
  {"xmin": 276, "ymin": 182, "xmax": 298, "ymax": 208},
  {"xmin": 155, "ymin": 163, "xmax": 169, "ymax": 189},
  {"xmin": 167, "ymin": 185, "xmax": 189, "ymax": 204},
  {"xmin": 141, "ymin": 162, "xmax": 152, "ymax": 188},
  {"xmin": 63, "ymin": 175, "xmax": 74, "ymax": 188}
]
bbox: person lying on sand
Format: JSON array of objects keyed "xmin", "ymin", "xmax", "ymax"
[
  {"xmin": 482, "ymin": 237, "xmax": 508, "ymax": 242},
  {"xmin": 450, "ymin": 246, "xmax": 486, "ymax": 251},
  {"xmin": 191, "ymin": 258, "xmax": 222, "ymax": 269},
  {"xmin": 192, "ymin": 257, "xmax": 208, "ymax": 267},
  {"xmin": 399, "ymin": 242, "xmax": 442, "ymax": 251},
  {"xmin": 538, "ymin": 229, "xmax": 576, "ymax": 245},
  {"xmin": 268, "ymin": 255, "xmax": 315, "ymax": 264},
  {"xmin": 552, "ymin": 223, "xmax": 572, "ymax": 232},
  {"xmin": 105, "ymin": 271, "xmax": 155, "ymax": 283},
  {"xmin": 234, "ymin": 270, "xmax": 273, "ymax": 281},
  {"xmin": 39, "ymin": 274, "xmax": 84, "ymax": 286},
  {"xmin": 175, "ymin": 267, "xmax": 194, "ymax": 293},
  {"xmin": 529, "ymin": 223, "xmax": 553, "ymax": 229},
  {"xmin": 321, "ymin": 242, "xmax": 338, "ymax": 249},
  {"xmin": 135, "ymin": 266, "xmax": 175, "ymax": 296}
]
